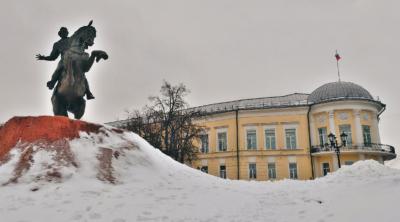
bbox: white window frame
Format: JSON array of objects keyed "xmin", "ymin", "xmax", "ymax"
[
  {"xmin": 362, "ymin": 125, "xmax": 372, "ymax": 145},
  {"xmin": 288, "ymin": 162, "xmax": 298, "ymax": 179},
  {"xmin": 344, "ymin": 161, "xmax": 354, "ymax": 166},
  {"xmin": 264, "ymin": 126, "xmax": 277, "ymax": 150},
  {"xmin": 200, "ymin": 165, "xmax": 208, "ymax": 173},
  {"xmin": 284, "ymin": 124, "xmax": 299, "ymax": 150},
  {"xmin": 219, "ymin": 165, "xmax": 227, "ymax": 179},
  {"xmin": 339, "ymin": 124, "xmax": 352, "ymax": 145},
  {"xmin": 245, "ymin": 126, "xmax": 258, "ymax": 150},
  {"xmin": 248, "ymin": 162, "xmax": 257, "ymax": 180},
  {"xmin": 199, "ymin": 133, "xmax": 209, "ymax": 153},
  {"xmin": 216, "ymin": 128, "xmax": 228, "ymax": 152},
  {"xmin": 321, "ymin": 162, "xmax": 330, "ymax": 176},
  {"xmin": 318, "ymin": 127, "xmax": 328, "ymax": 146},
  {"xmin": 267, "ymin": 162, "xmax": 277, "ymax": 180}
]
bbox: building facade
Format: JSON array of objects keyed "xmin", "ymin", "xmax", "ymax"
[
  {"xmin": 107, "ymin": 81, "xmax": 396, "ymax": 180},
  {"xmin": 190, "ymin": 81, "xmax": 395, "ymax": 180}
]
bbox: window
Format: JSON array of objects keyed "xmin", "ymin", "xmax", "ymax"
[
  {"xmin": 362, "ymin": 125, "xmax": 372, "ymax": 146},
  {"xmin": 345, "ymin": 161, "xmax": 354, "ymax": 166},
  {"xmin": 285, "ymin": 128, "xmax": 297, "ymax": 149},
  {"xmin": 249, "ymin": 163, "xmax": 257, "ymax": 179},
  {"xmin": 265, "ymin": 129, "xmax": 276, "ymax": 150},
  {"xmin": 219, "ymin": 165, "xmax": 226, "ymax": 179},
  {"xmin": 200, "ymin": 166, "xmax": 208, "ymax": 173},
  {"xmin": 318, "ymin": 127, "xmax": 328, "ymax": 146},
  {"xmin": 246, "ymin": 129, "xmax": 257, "ymax": 150},
  {"xmin": 217, "ymin": 132, "xmax": 227, "ymax": 151},
  {"xmin": 289, "ymin": 163, "xmax": 298, "ymax": 179},
  {"xmin": 339, "ymin": 124, "xmax": 352, "ymax": 145},
  {"xmin": 268, "ymin": 163, "xmax": 276, "ymax": 179},
  {"xmin": 200, "ymin": 134, "xmax": 209, "ymax": 153},
  {"xmin": 322, "ymin": 163, "xmax": 330, "ymax": 176}
]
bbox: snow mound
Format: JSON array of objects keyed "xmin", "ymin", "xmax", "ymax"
[
  {"xmin": 386, "ymin": 157, "xmax": 400, "ymax": 169},
  {"xmin": 1, "ymin": 116, "xmax": 400, "ymax": 222},
  {"xmin": 0, "ymin": 116, "xmax": 198, "ymax": 187},
  {"xmin": 322, "ymin": 160, "xmax": 400, "ymax": 183}
]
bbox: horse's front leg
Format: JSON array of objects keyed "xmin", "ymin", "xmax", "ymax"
[
  {"xmin": 83, "ymin": 53, "xmax": 96, "ymax": 72},
  {"xmin": 83, "ymin": 50, "xmax": 108, "ymax": 72}
]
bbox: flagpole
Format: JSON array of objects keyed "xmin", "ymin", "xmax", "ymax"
[{"xmin": 336, "ymin": 50, "xmax": 341, "ymax": 82}]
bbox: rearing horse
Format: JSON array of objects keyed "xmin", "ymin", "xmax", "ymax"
[{"xmin": 51, "ymin": 21, "xmax": 108, "ymax": 119}]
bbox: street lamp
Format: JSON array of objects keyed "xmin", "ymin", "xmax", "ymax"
[{"xmin": 327, "ymin": 132, "xmax": 348, "ymax": 168}]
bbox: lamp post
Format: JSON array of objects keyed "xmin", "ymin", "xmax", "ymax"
[{"xmin": 327, "ymin": 132, "xmax": 348, "ymax": 169}]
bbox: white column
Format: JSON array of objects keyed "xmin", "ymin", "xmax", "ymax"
[
  {"xmin": 354, "ymin": 109, "xmax": 363, "ymax": 146},
  {"xmin": 328, "ymin": 111, "xmax": 336, "ymax": 134},
  {"xmin": 328, "ymin": 110, "xmax": 339, "ymax": 171},
  {"xmin": 378, "ymin": 156, "xmax": 384, "ymax": 164},
  {"xmin": 373, "ymin": 115, "xmax": 381, "ymax": 144},
  {"xmin": 310, "ymin": 116, "xmax": 317, "ymax": 146},
  {"xmin": 332, "ymin": 155, "xmax": 339, "ymax": 171}
]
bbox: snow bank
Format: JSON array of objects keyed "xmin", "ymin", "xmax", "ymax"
[
  {"xmin": 1, "ymin": 116, "xmax": 400, "ymax": 222},
  {"xmin": 386, "ymin": 157, "xmax": 400, "ymax": 170}
]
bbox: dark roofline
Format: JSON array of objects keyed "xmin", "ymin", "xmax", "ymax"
[
  {"xmin": 192, "ymin": 93, "xmax": 309, "ymax": 110},
  {"xmin": 308, "ymin": 97, "xmax": 386, "ymax": 108},
  {"xmin": 105, "ymin": 94, "xmax": 385, "ymax": 127}
]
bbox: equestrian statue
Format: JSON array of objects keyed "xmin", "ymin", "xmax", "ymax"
[{"xmin": 36, "ymin": 21, "xmax": 108, "ymax": 119}]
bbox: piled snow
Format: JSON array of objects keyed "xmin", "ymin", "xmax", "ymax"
[
  {"xmin": 1, "ymin": 125, "xmax": 400, "ymax": 222},
  {"xmin": 387, "ymin": 157, "xmax": 400, "ymax": 170}
]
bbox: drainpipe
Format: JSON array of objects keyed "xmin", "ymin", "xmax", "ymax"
[
  {"xmin": 307, "ymin": 105, "xmax": 315, "ymax": 179},
  {"xmin": 236, "ymin": 109, "xmax": 240, "ymax": 180}
]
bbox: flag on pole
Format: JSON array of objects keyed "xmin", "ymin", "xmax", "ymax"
[
  {"xmin": 335, "ymin": 51, "xmax": 341, "ymax": 61},
  {"xmin": 335, "ymin": 50, "xmax": 341, "ymax": 81}
]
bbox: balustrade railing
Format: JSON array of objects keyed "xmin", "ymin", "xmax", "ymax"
[{"xmin": 311, "ymin": 143, "xmax": 395, "ymax": 154}]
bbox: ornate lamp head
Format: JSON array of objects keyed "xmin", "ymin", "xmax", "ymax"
[
  {"xmin": 340, "ymin": 132, "xmax": 348, "ymax": 146},
  {"xmin": 328, "ymin": 133, "xmax": 336, "ymax": 147}
]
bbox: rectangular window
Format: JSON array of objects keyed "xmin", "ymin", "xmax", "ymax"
[
  {"xmin": 267, "ymin": 163, "xmax": 276, "ymax": 179},
  {"xmin": 285, "ymin": 128, "xmax": 297, "ymax": 149},
  {"xmin": 339, "ymin": 124, "xmax": 352, "ymax": 145},
  {"xmin": 289, "ymin": 163, "xmax": 298, "ymax": 179},
  {"xmin": 200, "ymin": 134, "xmax": 209, "ymax": 153},
  {"xmin": 217, "ymin": 132, "xmax": 227, "ymax": 151},
  {"xmin": 322, "ymin": 162, "xmax": 330, "ymax": 176},
  {"xmin": 200, "ymin": 166, "xmax": 208, "ymax": 174},
  {"xmin": 318, "ymin": 127, "xmax": 328, "ymax": 146},
  {"xmin": 345, "ymin": 161, "xmax": 354, "ymax": 166},
  {"xmin": 219, "ymin": 165, "xmax": 226, "ymax": 179},
  {"xmin": 265, "ymin": 129, "xmax": 276, "ymax": 150},
  {"xmin": 246, "ymin": 129, "xmax": 257, "ymax": 150},
  {"xmin": 249, "ymin": 163, "xmax": 257, "ymax": 179},
  {"xmin": 362, "ymin": 125, "xmax": 372, "ymax": 146}
]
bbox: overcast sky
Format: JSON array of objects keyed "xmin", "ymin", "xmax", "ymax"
[{"xmin": 1, "ymin": 0, "xmax": 399, "ymax": 149}]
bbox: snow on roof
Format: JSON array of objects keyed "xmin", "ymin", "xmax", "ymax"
[{"xmin": 190, "ymin": 93, "xmax": 310, "ymax": 114}]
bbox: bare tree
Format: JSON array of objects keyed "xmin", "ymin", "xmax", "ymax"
[{"xmin": 125, "ymin": 81, "xmax": 204, "ymax": 163}]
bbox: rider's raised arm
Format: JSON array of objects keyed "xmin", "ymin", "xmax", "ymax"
[{"xmin": 42, "ymin": 43, "xmax": 60, "ymax": 61}]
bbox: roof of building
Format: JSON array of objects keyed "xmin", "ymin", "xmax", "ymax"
[
  {"xmin": 106, "ymin": 82, "xmax": 383, "ymax": 127},
  {"xmin": 308, "ymin": 81, "xmax": 374, "ymax": 104},
  {"xmin": 190, "ymin": 93, "xmax": 309, "ymax": 114},
  {"xmin": 106, "ymin": 93, "xmax": 309, "ymax": 127}
]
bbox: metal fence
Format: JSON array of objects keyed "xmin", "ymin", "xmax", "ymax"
[{"xmin": 311, "ymin": 143, "xmax": 395, "ymax": 154}]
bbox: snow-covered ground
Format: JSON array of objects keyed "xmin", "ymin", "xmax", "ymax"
[
  {"xmin": 387, "ymin": 156, "xmax": 400, "ymax": 170},
  {"xmin": 1, "ymin": 127, "xmax": 400, "ymax": 222}
]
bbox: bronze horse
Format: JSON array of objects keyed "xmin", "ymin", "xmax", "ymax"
[{"xmin": 51, "ymin": 21, "xmax": 108, "ymax": 119}]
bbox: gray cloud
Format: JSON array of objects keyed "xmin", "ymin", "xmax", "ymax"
[{"xmin": 1, "ymin": 0, "xmax": 399, "ymax": 149}]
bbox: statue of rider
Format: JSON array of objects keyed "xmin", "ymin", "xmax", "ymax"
[{"xmin": 36, "ymin": 27, "xmax": 95, "ymax": 100}]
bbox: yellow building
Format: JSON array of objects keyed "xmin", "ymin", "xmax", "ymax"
[{"xmin": 190, "ymin": 81, "xmax": 396, "ymax": 180}]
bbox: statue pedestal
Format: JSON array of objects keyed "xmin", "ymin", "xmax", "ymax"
[{"xmin": 0, "ymin": 116, "xmax": 101, "ymax": 160}]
